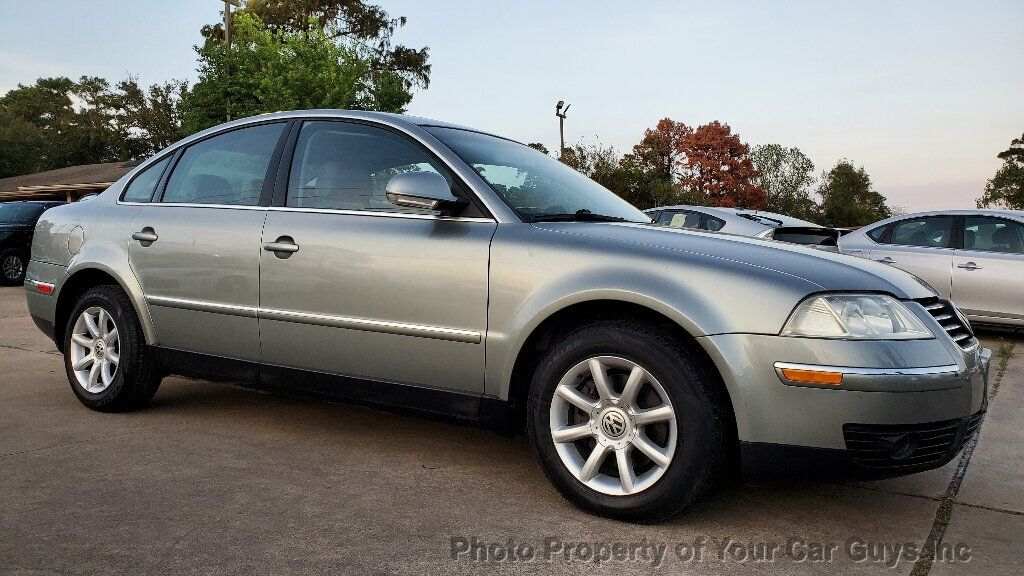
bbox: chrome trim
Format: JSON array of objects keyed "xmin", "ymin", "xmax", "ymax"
[
  {"xmin": 266, "ymin": 206, "xmax": 494, "ymax": 223},
  {"xmin": 259, "ymin": 308, "xmax": 481, "ymax": 344},
  {"xmin": 773, "ymin": 361, "xmax": 960, "ymax": 376},
  {"xmin": 143, "ymin": 295, "xmax": 481, "ymax": 343},
  {"xmin": 145, "ymin": 295, "xmax": 258, "ymax": 318},
  {"xmin": 117, "ymin": 202, "xmax": 269, "ymax": 210}
]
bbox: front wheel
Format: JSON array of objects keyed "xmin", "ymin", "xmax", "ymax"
[
  {"xmin": 63, "ymin": 285, "xmax": 162, "ymax": 411},
  {"xmin": 0, "ymin": 248, "xmax": 26, "ymax": 286},
  {"xmin": 527, "ymin": 320, "xmax": 725, "ymax": 522}
]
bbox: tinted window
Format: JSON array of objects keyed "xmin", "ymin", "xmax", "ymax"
[
  {"xmin": 656, "ymin": 210, "xmax": 701, "ymax": 229},
  {"xmin": 866, "ymin": 224, "xmax": 889, "ymax": 242},
  {"xmin": 426, "ymin": 126, "xmax": 648, "ymax": 222},
  {"xmin": 964, "ymin": 217, "xmax": 1024, "ymax": 254},
  {"xmin": 0, "ymin": 203, "xmax": 47, "ymax": 225},
  {"xmin": 889, "ymin": 217, "xmax": 954, "ymax": 248},
  {"xmin": 704, "ymin": 216, "xmax": 725, "ymax": 231},
  {"xmin": 287, "ymin": 121, "xmax": 448, "ymax": 213},
  {"xmin": 122, "ymin": 156, "xmax": 170, "ymax": 203},
  {"xmin": 162, "ymin": 123, "xmax": 284, "ymax": 205}
]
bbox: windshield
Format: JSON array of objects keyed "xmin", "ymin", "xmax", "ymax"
[
  {"xmin": 0, "ymin": 203, "xmax": 46, "ymax": 225},
  {"xmin": 426, "ymin": 127, "xmax": 649, "ymax": 223}
]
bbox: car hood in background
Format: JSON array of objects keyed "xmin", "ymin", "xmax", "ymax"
[{"xmin": 533, "ymin": 222, "xmax": 937, "ymax": 300}]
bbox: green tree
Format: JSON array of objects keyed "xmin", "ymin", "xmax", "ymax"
[
  {"xmin": 977, "ymin": 133, "xmax": 1024, "ymax": 209},
  {"xmin": 109, "ymin": 78, "xmax": 188, "ymax": 157},
  {"xmin": 750, "ymin": 143, "xmax": 817, "ymax": 219},
  {"xmin": 817, "ymin": 160, "xmax": 891, "ymax": 226},
  {"xmin": 526, "ymin": 142, "xmax": 550, "ymax": 155},
  {"xmin": 562, "ymin": 141, "xmax": 678, "ymax": 209},
  {"xmin": 182, "ymin": 12, "xmax": 416, "ymax": 133}
]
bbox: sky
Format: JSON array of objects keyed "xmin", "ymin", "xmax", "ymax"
[{"xmin": 1, "ymin": 0, "xmax": 1022, "ymax": 211}]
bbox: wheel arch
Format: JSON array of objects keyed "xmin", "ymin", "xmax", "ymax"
[
  {"xmin": 56, "ymin": 263, "xmax": 156, "ymax": 347},
  {"xmin": 503, "ymin": 298, "xmax": 740, "ymax": 459}
]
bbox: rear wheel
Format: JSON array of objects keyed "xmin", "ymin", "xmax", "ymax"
[
  {"xmin": 63, "ymin": 285, "xmax": 162, "ymax": 411},
  {"xmin": 0, "ymin": 248, "xmax": 26, "ymax": 286},
  {"xmin": 527, "ymin": 320, "xmax": 724, "ymax": 522}
]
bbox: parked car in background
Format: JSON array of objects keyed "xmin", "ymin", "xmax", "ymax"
[
  {"xmin": 24, "ymin": 111, "xmax": 989, "ymax": 522},
  {"xmin": 645, "ymin": 205, "xmax": 842, "ymax": 249},
  {"xmin": 0, "ymin": 201, "xmax": 63, "ymax": 285},
  {"xmin": 841, "ymin": 210, "xmax": 1024, "ymax": 327}
]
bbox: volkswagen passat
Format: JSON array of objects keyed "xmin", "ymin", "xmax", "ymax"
[{"xmin": 25, "ymin": 111, "xmax": 990, "ymax": 522}]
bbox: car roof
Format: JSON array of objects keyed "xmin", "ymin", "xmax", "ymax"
[{"xmin": 859, "ymin": 209, "xmax": 1024, "ymax": 230}]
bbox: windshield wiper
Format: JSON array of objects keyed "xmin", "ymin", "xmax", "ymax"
[{"xmin": 530, "ymin": 209, "xmax": 627, "ymax": 223}]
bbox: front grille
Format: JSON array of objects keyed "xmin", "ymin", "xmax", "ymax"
[
  {"xmin": 843, "ymin": 411, "xmax": 984, "ymax": 472},
  {"xmin": 916, "ymin": 297, "xmax": 977, "ymax": 350}
]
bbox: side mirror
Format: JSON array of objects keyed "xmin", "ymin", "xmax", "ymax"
[{"xmin": 385, "ymin": 172, "xmax": 468, "ymax": 215}]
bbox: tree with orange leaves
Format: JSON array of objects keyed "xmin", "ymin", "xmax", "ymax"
[
  {"xmin": 677, "ymin": 121, "xmax": 765, "ymax": 209},
  {"xmin": 622, "ymin": 118, "xmax": 692, "ymax": 183}
]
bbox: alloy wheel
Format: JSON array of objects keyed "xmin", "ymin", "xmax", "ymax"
[
  {"xmin": 69, "ymin": 307, "xmax": 121, "ymax": 393},
  {"xmin": 2, "ymin": 255, "xmax": 23, "ymax": 281},
  {"xmin": 549, "ymin": 356, "xmax": 677, "ymax": 496}
]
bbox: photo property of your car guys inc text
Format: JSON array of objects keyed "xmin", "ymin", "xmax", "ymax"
[{"xmin": 1, "ymin": 1, "xmax": 1021, "ymax": 574}]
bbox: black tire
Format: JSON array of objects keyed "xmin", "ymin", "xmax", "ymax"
[
  {"xmin": 0, "ymin": 248, "xmax": 27, "ymax": 286},
  {"xmin": 527, "ymin": 320, "xmax": 725, "ymax": 523},
  {"xmin": 63, "ymin": 285, "xmax": 162, "ymax": 412}
]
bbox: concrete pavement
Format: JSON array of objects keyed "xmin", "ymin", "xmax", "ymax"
[{"xmin": 1, "ymin": 286, "xmax": 1021, "ymax": 575}]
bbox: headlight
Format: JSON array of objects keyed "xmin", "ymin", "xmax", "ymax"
[{"xmin": 781, "ymin": 294, "xmax": 932, "ymax": 339}]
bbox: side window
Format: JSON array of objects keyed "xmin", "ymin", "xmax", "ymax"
[
  {"xmin": 703, "ymin": 216, "xmax": 725, "ymax": 231},
  {"xmin": 286, "ymin": 121, "xmax": 449, "ymax": 213},
  {"xmin": 122, "ymin": 156, "xmax": 171, "ymax": 203},
  {"xmin": 889, "ymin": 216, "xmax": 954, "ymax": 248},
  {"xmin": 656, "ymin": 210, "xmax": 701, "ymax": 229},
  {"xmin": 964, "ymin": 217, "xmax": 1024, "ymax": 254},
  {"xmin": 866, "ymin": 224, "xmax": 889, "ymax": 242},
  {"xmin": 162, "ymin": 123, "xmax": 285, "ymax": 206}
]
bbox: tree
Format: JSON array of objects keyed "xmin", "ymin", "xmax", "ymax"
[
  {"xmin": 562, "ymin": 141, "xmax": 678, "ymax": 209},
  {"xmin": 109, "ymin": 78, "xmax": 188, "ymax": 157},
  {"xmin": 182, "ymin": 12, "xmax": 417, "ymax": 133},
  {"xmin": 677, "ymin": 121, "xmax": 765, "ymax": 209},
  {"xmin": 817, "ymin": 160, "xmax": 891, "ymax": 226},
  {"xmin": 622, "ymin": 118, "xmax": 691, "ymax": 183},
  {"xmin": 750, "ymin": 143, "xmax": 817, "ymax": 218},
  {"xmin": 976, "ymin": 132, "xmax": 1024, "ymax": 209},
  {"xmin": 526, "ymin": 142, "xmax": 549, "ymax": 155}
]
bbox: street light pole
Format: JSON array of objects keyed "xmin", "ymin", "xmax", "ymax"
[
  {"xmin": 555, "ymin": 100, "xmax": 570, "ymax": 160},
  {"xmin": 222, "ymin": 0, "xmax": 241, "ymax": 121}
]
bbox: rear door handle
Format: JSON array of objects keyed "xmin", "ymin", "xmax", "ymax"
[
  {"xmin": 957, "ymin": 262, "xmax": 983, "ymax": 271},
  {"xmin": 264, "ymin": 236, "xmax": 299, "ymax": 254},
  {"xmin": 876, "ymin": 257, "xmax": 896, "ymax": 265},
  {"xmin": 131, "ymin": 229, "xmax": 158, "ymax": 243}
]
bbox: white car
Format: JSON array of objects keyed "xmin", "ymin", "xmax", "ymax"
[
  {"xmin": 840, "ymin": 209, "xmax": 1024, "ymax": 327},
  {"xmin": 645, "ymin": 205, "xmax": 841, "ymax": 249}
]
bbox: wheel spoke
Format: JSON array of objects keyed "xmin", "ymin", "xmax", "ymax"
[
  {"xmin": 106, "ymin": 349, "xmax": 119, "ymax": 366},
  {"xmin": 555, "ymin": 384, "xmax": 598, "ymax": 413},
  {"xmin": 87, "ymin": 362, "xmax": 101, "ymax": 390},
  {"xmin": 551, "ymin": 423, "xmax": 593, "ymax": 444},
  {"xmin": 615, "ymin": 447, "xmax": 637, "ymax": 494},
  {"xmin": 84, "ymin": 313, "xmax": 100, "ymax": 338},
  {"xmin": 97, "ymin": 309, "xmax": 109, "ymax": 337},
  {"xmin": 72, "ymin": 354, "xmax": 95, "ymax": 371},
  {"xmin": 71, "ymin": 333, "xmax": 93, "ymax": 348},
  {"xmin": 588, "ymin": 358, "xmax": 615, "ymax": 401},
  {"xmin": 632, "ymin": 434, "xmax": 671, "ymax": 469},
  {"xmin": 619, "ymin": 365, "xmax": 646, "ymax": 407},
  {"xmin": 101, "ymin": 361, "xmax": 114, "ymax": 386},
  {"xmin": 634, "ymin": 404, "xmax": 674, "ymax": 425},
  {"xmin": 104, "ymin": 328, "xmax": 118, "ymax": 345},
  {"xmin": 579, "ymin": 444, "xmax": 612, "ymax": 482}
]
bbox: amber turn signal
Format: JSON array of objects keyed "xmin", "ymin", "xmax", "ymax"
[{"xmin": 780, "ymin": 368, "xmax": 843, "ymax": 386}]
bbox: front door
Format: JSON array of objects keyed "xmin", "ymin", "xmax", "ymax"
[
  {"xmin": 128, "ymin": 122, "xmax": 286, "ymax": 361},
  {"xmin": 258, "ymin": 120, "xmax": 495, "ymax": 393},
  {"xmin": 870, "ymin": 215, "xmax": 955, "ymax": 299},
  {"xmin": 952, "ymin": 215, "xmax": 1024, "ymax": 323}
]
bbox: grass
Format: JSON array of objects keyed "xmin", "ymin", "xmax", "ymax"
[{"xmin": 990, "ymin": 339, "xmax": 1016, "ymax": 398}]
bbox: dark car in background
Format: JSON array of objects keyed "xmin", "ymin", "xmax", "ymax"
[{"xmin": 0, "ymin": 201, "xmax": 63, "ymax": 285}]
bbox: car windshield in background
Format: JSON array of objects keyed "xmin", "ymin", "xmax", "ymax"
[
  {"xmin": 0, "ymin": 204, "xmax": 45, "ymax": 225},
  {"xmin": 426, "ymin": 127, "xmax": 650, "ymax": 223}
]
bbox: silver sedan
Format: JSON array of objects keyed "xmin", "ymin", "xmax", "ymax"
[
  {"xmin": 25, "ymin": 110, "xmax": 990, "ymax": 522},
  {"xmin": 841, "ymin": 210, "xmax": 1024, "ymax": 327}
]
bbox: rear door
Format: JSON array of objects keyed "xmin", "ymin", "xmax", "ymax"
[
  {"xmin": 869, "ymin": 216, "xmax": 955, "ymax": 299},
  {"xmin": 952, "ymin": 215, "xmax": 1024, "ymax": 324},
  {"xmin": 127, "ymin": 121, "xmax": 287, "ymax": 362}
]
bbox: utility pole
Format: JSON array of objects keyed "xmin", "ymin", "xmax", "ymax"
[
  {"xmin": 222, "ymin": 0, "xmax": 241, "ymax": 121},
  {"xmin": 555, "ymin": 100, "xmax": 570, "ymax": 160}
]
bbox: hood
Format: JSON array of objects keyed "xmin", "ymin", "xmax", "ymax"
[{"xmin": 533, "ymin": 222, "xmax": 937, "ymax": 300}]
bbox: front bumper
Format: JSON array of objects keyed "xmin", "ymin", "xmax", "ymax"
[{"xmin": 699, "ymin": 333, "xmax": 990, "ymax": 479}]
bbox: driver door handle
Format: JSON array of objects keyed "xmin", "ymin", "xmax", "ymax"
[
  {"xmin": 876, "ymin": 257, "xmax": 896, "ymax": 265},
  {"xmin": 957, "ymin": 262, "xmax": 983, "ymax": 271},
  {"xmin": 264, "ymin": 237, "xmax": 299, "ymax": 254},
  {"xmin": 131, "ymin": 230, "xmax": 158, "ymax": 243}
]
